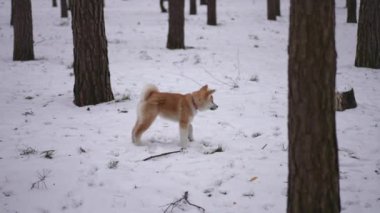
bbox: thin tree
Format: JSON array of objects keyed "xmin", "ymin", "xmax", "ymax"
[
  {"xmin": 274, "ymin": 0, "xmax": 281, "ymax": 16},
  {"xmin": 347, "ymin": 0, "xmax": 357, "ymax": 23},
  {"xmin": 200, "ymin": 0, "xmax": 207, "ymax": 5},
  {"xmin": 160, "ymin": 0, "xmax": 167, "ymax": 13},
  {"xmin": 13, "ymin": 0, "xmax": 34, "ymax": 61},
  {"xmin": 287, "ymin": 0, "xmax": 341, "ymax": 212},
  {"xmin": 61, "ymin": 0, "xmax": 68, "ymax": 18},
  {"xmin": 207, "ymin": 0, "xmax": 216, "ymax": 25},
  {"xmin": 267, "ymin": 0, "xmax": 276, "ymax": 20},
  {"xmin": 167, "ymin": 0, "xmax": 185, "ymax": 49},
  {"xmin": 10, "ymin": 0, "xmax": 14, "ymax": 26},
  {"xmin": 190, "ymin": 0, "xmax": 197, "ymax": 15},
  {"xmin": 71, "ymin": 0, "xmax": 114, "ymax": 106},
  {"xmin": 52, "ymin": 0, "xmax": 57, "ymax": 7},
  {"xmin": 355, "ymin": 0, "xmax": 380, "ymax": 68}
]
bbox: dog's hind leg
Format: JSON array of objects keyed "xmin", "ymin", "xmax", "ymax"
[
  {"xmin": 179, "ymin": 121, "xmax": 191, "ymax": 148},
  {"xmin": 132, "ymin": 108, "xmax": 158, "ymax": 145}
]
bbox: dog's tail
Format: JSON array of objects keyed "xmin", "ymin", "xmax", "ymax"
[{"xmin": 140, "ymin": 84, "xmax": 158, "ymax": 101}]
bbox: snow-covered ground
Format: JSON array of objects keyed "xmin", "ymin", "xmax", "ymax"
[{"xmin": 0, "ymin": 0, "xmax": 379, "ymax": 212}]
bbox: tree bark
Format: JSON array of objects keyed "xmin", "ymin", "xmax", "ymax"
[
  {"xmin": 355, "ymin": 0, "xmax": 380, "ymax": 68},
  {"xmin": 267, "ymin": 0, "xmax": 276, "ymax": 20},
  {"xmin": 190, "ymin": 0, "xmax": 197, "ymax": 15},
  {"xmin": 274, "ymin": 0, "xmax": 281, "ymax": 16},
  {"xmin": 13, "ymin": 0, "xmax": 35, "ymax": 61},
  {"xmin": 200, "ymin": 0, "xmax": 207, "ymax": 5},
  {"xmin": 347, "ymin": 0, "xmax": 357, "ymax": 23},
  {"xmin": 71, "ymin": 0, "xmax": 114, "ymax": 106},
  {"xmin": 52, "ymin": 0, "xmax": 57, "ymax": 7},
  {"xmin": 166, "ymin": 0, "xmax": 185, "ymax": 49},
  {"xmin": 61, "ymin": 0, "xmax": 68, "ymax": 17},
  {"xmin": 160, "ymin": 0, "xmax": 167, "ymax": 13},
  {"xmin": 287, "ymin": 0, "xmax": 341, "ymax": 212},
  {"xmin": 207, "ymin": 0, "xmax": 217, "ymax": 25}
]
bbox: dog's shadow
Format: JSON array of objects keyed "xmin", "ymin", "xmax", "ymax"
[{"xmin": 144, "ymin": 137, "xmax": 222, "ymax": 155}]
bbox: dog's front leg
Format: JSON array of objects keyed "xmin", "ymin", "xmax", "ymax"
[
  {"xmin": 179, "ymin": 122, "xmax": 190, "ymax": 148},
  {"xmin": 188, "ymin": 124, "xmax": 194, "ymax": 142}
]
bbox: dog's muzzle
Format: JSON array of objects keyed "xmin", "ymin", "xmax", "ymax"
[{"xmin": 210, "ymin": 104, "xmax": 218, "ymax": 110}]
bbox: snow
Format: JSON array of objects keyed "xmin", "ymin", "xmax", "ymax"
[{"xmin": 0, "ymin": 0, "xmax": 379, "ymax": 212}]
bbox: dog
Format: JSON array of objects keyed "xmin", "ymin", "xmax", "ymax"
[{"xmin": 132, "ymin": 84, "xmax": 218, "ymax": 147}]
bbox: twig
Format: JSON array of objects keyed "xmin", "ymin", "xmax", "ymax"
[
  {"xmin": 143, "ymin": 150, "xmax": 182, "ymax": 161},
  {"xmin": 261, "ymin": 144, "xmax": 267, "ymax": 150},
  {"xmin": 163, "ymin": 191, "xmax": 205, "ymax": 213},
  {"xmin": 31, "ymin": 169, "xmax": 51, "ymax": 190}
]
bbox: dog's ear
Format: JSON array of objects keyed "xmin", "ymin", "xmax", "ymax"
[
  {"xmin": 201, "ymin": 85, "xmax": 208, "ymax": 91},
  {"xmin": 207, "ymin": 89, "xmax": 216, "ymax": 95}
]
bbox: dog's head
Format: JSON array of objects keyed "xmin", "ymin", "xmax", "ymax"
[{"xmin": 193, "ymin": 85, "xmax": 218, "ymax": 111}]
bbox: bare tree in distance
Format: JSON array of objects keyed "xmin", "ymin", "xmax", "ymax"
[
  {"xmin": 200, "ymin": 0, "xmax": 207, "ymax": 5},
  {"xmin": 267, "ymin": 0, "xmax": 276, "ymax": 20},
  {"xmin": 13, "ymin": 0, "xmax": 35, "ymax": 61},
  {"xmin": 207, "ymin": 0, "xmax": 217, "ymax": 25},
  {"xmin": 355, "ymin": 0, "xmax": 380, "ymax": 68},
  {"xmin": 60, "ymin": 0, "xmax": 68, "ymax": 17},
  {"xmin": 160, "ymin": 0, "xmax": 167, "ymax": 13},
  {"xmin": 347, "ymin": 0, "xmax": 357, "ymax": 23},
  {"xmin": 190, "ymin": 0, "xmax": 197, "ymax": 15},
  {"xmin": 167, "ymin": 0, "xmax": 185, "ymax": 49}
]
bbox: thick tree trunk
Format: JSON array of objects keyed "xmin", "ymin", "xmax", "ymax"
[
  {"xmin": 200, "ymin": 0, "xmax": 207, "ymax": 5},
  {"xmin": 13, "ymin": 0, "xmax": 35, "ymax": 61},
  {"xmin": 190, "ymin": 0, "xmax": 197, "ymax": 15},
  {"xmin": 347, "ymin": 0, "xmax": 357, "ymax": 23},
  {"xmin": 52, "ymin": 0, "xmax": 57, "ymax": 7},
  {"xmin": 287, "ymin": 0, "xmax": 341, "ymax": 212},
  {"xmin": 160, "ymin": 0, "xmax": 167, "ymax": 13},
  {"xmin": 355, "ymin": 0, "xmax": 380, "ymax": 68},
  {"xmin": 61, "ymin": 0, "xmax": 68, "ymax": 17},
  {"xmin": 207, "ymin": 0, "xmax": 217, "ymax": 25},
  {"xmin": 274, "ymin": 0, "xmax": 281, "ymax": 16},
  {"xmin": 71, "ymin": 0, "xmax": 114, "ymax": 106},
  {"xmin": 267, "ymin": 0, "xmax": 276, "ymax": 20},
  {"xmin": 166, "ymin": 0, "xmax": 185, "ymax": 49}
]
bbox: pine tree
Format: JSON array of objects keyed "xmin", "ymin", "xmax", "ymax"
[
  {"xmin": 71, "ymin": 0, "xmax": 114, "ymax": 106},
  {"xmin": 287, "ymin": 0, "xmax": 341, "ymax": 212},
  {"xmin": 13, "ymin": 0, "xmax": 35, "ymax": 61}
]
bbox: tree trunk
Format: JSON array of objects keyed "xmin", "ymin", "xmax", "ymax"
[
  {"xmin": 207, "ymin": 0, "xmax": 217, "ymax": 25},
  {"xmin": 13, "ymin": 0, "xmax": 35, "ymax": 61},
  {"xmin": 287, "ymin": 0, "xmax": 341, "ymax": 212},
  {"xmin": 71, "ymin": 0, "xmax": 114, "ymax": 106},
  {"xmin": 10, "ymin": 0, "xmax": 14, "ymax": 26},
  {"xmin": 274, "ymin": 0, "xmax": 281, "ymax": 16},
  {"xmin": 267, "ymin": 0, "xmax": 276, "ymax": 20},
  {"xmin": 190, "ymin": 0, "xmax": 197, "ymax": 15},
  {"xmin": 166, "ymin": 0, "xmax": 185, "ymax": 49},
  {"xmin": 355, "ymin": 0, "xmax": 380, "ymax": 68},
  {"xmin": 160, "ymin": 0, "xmax": 167, "ymax": 13},
  {"xmin": 61, "ymin": 0, "xmax": 68, "ymax": 18},
  {"xmin": 52, "ymin": 0, "xmax": 57, "ymax": 7},
  {"xmin": 347, "ymin": 0, "xmax": 357, "ymax": 23},
  {"xmin": 200, "ymin": 0, "xmax": 207, "ymax": 5}
]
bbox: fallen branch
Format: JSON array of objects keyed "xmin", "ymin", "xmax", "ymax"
[
  {"xmin": 143, "ymin": 150, "xmax": 182, "ymax": 161},
  {"xmin": 163, "ymin": 191, "xmax": 205, "ymax": 213}
]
